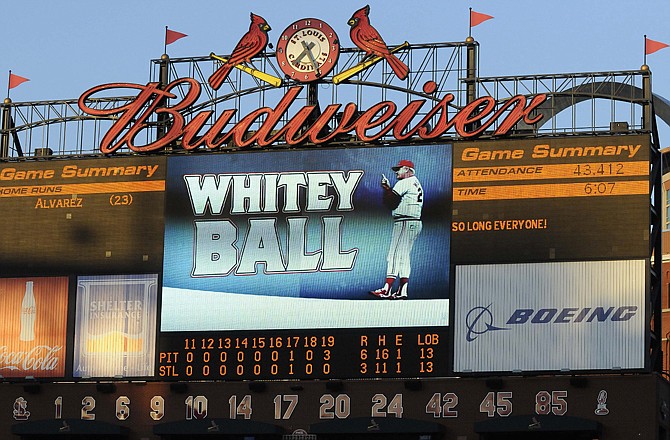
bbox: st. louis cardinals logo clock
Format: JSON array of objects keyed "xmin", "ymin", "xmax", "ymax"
[{"xmin": 276, "ymin": 18, "xmax": 340, "ymax": 82}]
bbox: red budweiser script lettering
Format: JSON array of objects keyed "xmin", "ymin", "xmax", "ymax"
[
  {"xmin": 78, "ymin": 78, "xmax": 547, "ymax": 154},
  {"xmin": 0, "ymin": 345, "xmax": 62, "ymax": 371}
]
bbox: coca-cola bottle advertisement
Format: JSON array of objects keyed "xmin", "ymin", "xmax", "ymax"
[{"xmin": 0, "ymin": 277, "xmax": 68, "ymax": 377}]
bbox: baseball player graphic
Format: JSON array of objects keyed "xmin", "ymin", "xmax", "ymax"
[{"xmin": 370, "ymin": 159, "xmax": 423, "ymax": 300}]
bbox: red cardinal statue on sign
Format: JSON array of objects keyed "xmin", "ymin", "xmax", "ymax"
[
  {"xmin": 208, "ymin": 13, "xmax": 271, "ymax": 90},
  {"xmin": 348, "ymin": 5, "xmax": 409, "ymax": 80}
]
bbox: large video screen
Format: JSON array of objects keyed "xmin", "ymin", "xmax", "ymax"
[{"xmin": 158, "ymin": 144, "xmax": 452, "ymax": 380}]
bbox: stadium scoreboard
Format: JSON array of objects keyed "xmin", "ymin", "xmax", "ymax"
[
  {"xmin": 0, "ymin": 134, "xmax": 651, "ymax": 381},
  {"xmin": 158, "ymin": 330, "xmax": 445, "ymax": 380}
]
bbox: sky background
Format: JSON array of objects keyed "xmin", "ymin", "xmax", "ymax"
[{"xmin": 2, "ymin": 0, "xmax": 670, "ymax": 144}]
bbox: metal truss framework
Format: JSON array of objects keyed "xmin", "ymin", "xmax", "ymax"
[
  {"xmin": 0, "ymin": 42, "xmax": 663, "ymax": 374},
  {"xmin": 0, "ymin": 42, "xmax": 658, "ymax": 158},
  {"xmin": 0, "ymin": 42, "xmax": 471, "ymax": 158}
]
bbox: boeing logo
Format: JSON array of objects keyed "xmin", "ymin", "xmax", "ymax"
[
  {"xmin": 465, "ymin": 305, "xmax": 639, "ymax": 342},
  {"xmin": 465, "ymin": 304, "xmax": 509, "ymax": 342}
]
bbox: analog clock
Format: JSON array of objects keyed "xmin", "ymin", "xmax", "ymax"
[{"xmin": 276, "ymin": 18, "xmax": 340, "ymax": 83}]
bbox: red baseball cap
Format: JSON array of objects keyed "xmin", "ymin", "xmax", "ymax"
[{"xmin": 392, "ymin": 159, "xmax": 414, "ymax": 171}]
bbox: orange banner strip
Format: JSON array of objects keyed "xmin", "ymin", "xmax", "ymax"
[
  {"xmin": 0, "ymin": 180, "xmax": 165, "ymax": 198},
  {"xmin": 453, "ymin": 180, "xmax": 648, "ymax": 201},
  {"xmin": 453, "ymin": 161, "xmax": 648, "ymax": 183}
]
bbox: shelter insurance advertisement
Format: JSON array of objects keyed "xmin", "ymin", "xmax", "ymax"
[
  {"xmin": 73, "ymin": 274, "xmax": 158, "ymax": 378},
  {"xmin": 0, "ymin": 277, "xmax": 68, "ymax": 378},
  {"xmin": 161, "ymin": 145, "xmax": 451, "ymax": 331}
]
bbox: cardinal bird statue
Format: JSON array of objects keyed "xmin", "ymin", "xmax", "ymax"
[
  {"xmin": 208, "ymin": 13, "xmax": 271, "ymax": 90},
  {"xmin": 347, "ymin": 5, "xmax": 409, "ymax": 80}
]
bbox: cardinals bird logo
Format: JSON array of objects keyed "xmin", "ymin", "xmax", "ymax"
[
  {"xmin": 208, "ymin": 13, "xmax": 271, "ymax": 90},
  {"xmin": 348, "ymin": 5, "xmax": 409, "ymax": 80}
]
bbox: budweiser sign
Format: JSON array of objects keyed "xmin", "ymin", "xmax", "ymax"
[
  {"xmin": 0, "ymin": 345, "xmax": 62, "ymax": 372},
  {"xmin": 78, "ymin": 78, "xmax": 547, "ymax": 154}
]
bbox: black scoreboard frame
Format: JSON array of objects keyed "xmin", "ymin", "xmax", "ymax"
[{"xmin": 0, "ymin": 133, "xmax": 656, "ymax": 383}]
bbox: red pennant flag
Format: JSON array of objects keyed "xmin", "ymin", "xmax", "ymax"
[
  {"xmin": 165, "ymin": 28, "xmax": 188, "ymax": 45},
  {"xmin": 8, "ymin": 72, "xmax": 29, "ymax": 89},
  {"xmin": 470, "ymin": 10, "xmax": 494, "ymax": 27},
  {"xmin": 645, "ymin": 37, "xmax": 669, "ymax": 55}
]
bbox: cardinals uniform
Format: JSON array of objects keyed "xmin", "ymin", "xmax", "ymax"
[{"xmin": 370, "ymin": 160, "xmax": 423, "ymax": 299}]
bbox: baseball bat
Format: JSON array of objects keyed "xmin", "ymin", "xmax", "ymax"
[
  {"xmin": 210, "ymin": 53, "xmax": 283, "ymax": 87},
  {"xmin": 332, "ymin": 41, "xmax": 410, "ymax": 85}
]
